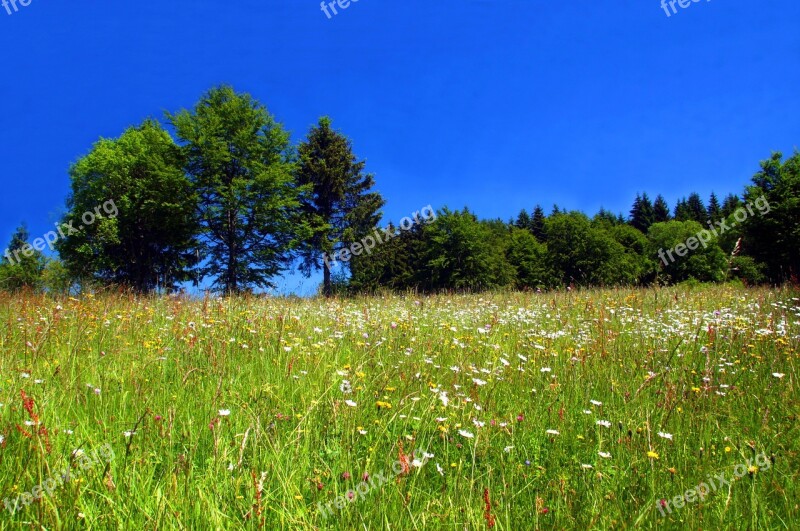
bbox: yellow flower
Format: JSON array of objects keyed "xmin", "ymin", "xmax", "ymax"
[
  {"xmin": 725, "ymin": 446, "xmax": 731, "ymax": 453},
  {"xmin": 748, "ymin": 465, "xmax": 758, "ymax": 474},
  {"xmin": 647, "ymin": 451, "xmax": 659, "ymax": 459},
  {"xmin": 376, "ymin": 401, "xmax": 392, "ymax": 409}
]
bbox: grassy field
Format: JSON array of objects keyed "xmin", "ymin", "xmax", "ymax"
[{"xmin": 0, "ymin": 286, "xmax": 798, "ymax": 529}]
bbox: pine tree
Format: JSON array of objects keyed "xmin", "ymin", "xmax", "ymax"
[
  {"xmin": 721, "ymin": 194, "xmax": 741, "ymax": 218},
  {"xmin": 686, "ymin": 193, "xmax": 709, "ymax": 223},
  {"xmin": 515, "ymin": 209, "xmax": 531, "ymax": 231},
  {"xmin": 629, "ymin": 193, "xmax": 655, "ymax": 233},
  {"xmin": 653, "ymin": 195, "xmax": 671, "ymax": 223},
  {"xmin": 530, "ymin": 205, "xmax": 547, "ymax": 242},
  {"xmin": 673, "ymin": 198, "xmax": 691, "ymax": 221},
  {"xmin": 708, "ymin": 192, "xmax": 722, "ymax": 222},
  {"xmin": 0, "ymin": 226, "xmax": 46, "ymax": 291},
  {"xmin": 295, "ymin": 117, "xmax": 385, "ymax": 297}
]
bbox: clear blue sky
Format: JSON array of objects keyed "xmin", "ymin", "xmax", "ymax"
[{"xmin": 1, "ymin": 0, "xmax": 798, "ymax": 294}]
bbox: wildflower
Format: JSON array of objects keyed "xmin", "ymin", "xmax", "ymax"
[
  {"xmin": 546, "ymin": 429, "xmax": 560, "ymax": 436},
  {"xmin": 657, "ymin": 432, "xmax": 673, "ymax": 440},
  {"xmin": 540, "ymin": 367, "xmax": 552, "ymax": 373},
  {"xmin": 439, "ymin": 392, "xmax": 449, "ymax": 407},
  {"xmin": 458, "ymin": 429, "xmax": 475, "ymax": 439},
  {"xmin": 596, "ymin": 420, "xmax": 611, "ymax": 428},
  {"xmin": 516, "ymin": 414, "xmax": 524, "ymax": 422},
  {"xmin": 581, "ymin": 464, "xmax": 593, "ymax": 469},
  {"xmin": 504, "ymin": 446, "xmax": 514, "ymax": 453},
  {"xmin": 473, "ymin": 419, "xmax": 485, "ymax": 428},
  {"xmin": 599, "ymin": 451, "xmax": 611, "ymax": 459},
  {"xmin": 582, "ymin": 410, "xmax": 592, "ymax": 415},
  {"xmin": 772, "ymin": 373, "xmax": 785, "ymax": 379},
  {"xmin": 376, "ymin": 401, "xmax": 392, "ymax": 409},
  {"xmin": 472, "ymin": 378, "xmax": 487, "ymax": 386},
  {"xmin": 340, "ymin": 380, "xmax": 352, "ymax": 393},
  {"xmin": 436, "ymin": 463, "xmax": 444, "ymax": 476},
  {"xmin": 647, "ymin": 451, "xmax": 659, "ymax": 459},
  {"xmin": 590, "ymin": 400, "xmax": 602, "ymax": 406},
  {"xmin": 344, "ymin": 400, "xmax": 357, "ymax": 407},
  {"xmin": 218, "ymin": 409, "xmax": 231, "ymax": 417}
]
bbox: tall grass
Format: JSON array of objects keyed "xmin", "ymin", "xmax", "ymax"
[{"xmin": 0, "ymin": 286, "xmax": 797, "ymax": 529}]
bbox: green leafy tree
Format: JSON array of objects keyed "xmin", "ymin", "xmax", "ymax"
[
  {"xmin": 294, "ymin": 117, "xmax": 385, "ymax": 296},
  {"xmin": 348, "ymin": 223, "xmax": 420, "ymax": 293},
  {"xmin": 740, "ymin": 151, "xmax": 800, "ymax": 282},
  {"xmin": 421, "ymin": 208, "xmax": 511, "ymax": 291},
  {"xmin": 57, "ymin": 120, "xmax": 198, "ymax": 292},
  {"xmin": 545, "ymin": 212, "xmax": 636, "ymax": 286},
  {"xmin": 169, "ymin": 86, "xmax": 307, "ymax": 293},
  {"xmin": 0, "ymin": 226, "xmax": 46, "ymax": 292},
  {"xmin": 648, "ymin": 221, "xmax": 727, "ymax": 283},
  {"xmin": 609, "ymin": 223, "xmax": 654, "ymax": 284},
  {"xmin": 593, "ymin": 208, "xmax": 621, "ymax": 228},
  {"xmin": 506, "ymin": 227, "xmax": 554, "ymax": 289}
]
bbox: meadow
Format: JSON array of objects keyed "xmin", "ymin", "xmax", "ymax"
[{"xmin": 0, "ymin": 285, "xmax": 798, "ymax": 529}]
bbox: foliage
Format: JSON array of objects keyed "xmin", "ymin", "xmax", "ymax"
[
  {"xmin": 169, "ymin": 86, "xmax": 308, "ymax": 293},
  {"xmin": 56, "ymin": 120, "xmax": 198, "ymax": 293},
  {"xmin": 295, "ymin": 117, "xmax": 385, "ymax": 296}
]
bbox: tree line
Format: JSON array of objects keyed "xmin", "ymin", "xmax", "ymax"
[{"xmin": 1, "ymin": 85, "xmax": 798, "ymax": 295}]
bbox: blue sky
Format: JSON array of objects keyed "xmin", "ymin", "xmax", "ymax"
[{"xmin": 1, "ymin": 0, "xmax": 798, "ymax": 294}]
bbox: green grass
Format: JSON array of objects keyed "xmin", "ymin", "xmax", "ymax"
[{"xmin": 0, "ymin": 286, "xmax": 798, "ymax": 529}]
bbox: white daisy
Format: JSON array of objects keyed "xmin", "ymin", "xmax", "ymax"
[
  {"xmin": 657, "ymin": 432, "xmax": 673, "ymax": 440},
  {"xmin": 596, "ymin": 420, "xmax": 611, "ymax": 428},
  {"xmin": 599, "ymin": 451, "xmax": 612, "ymax": 459},
  {"xmin": 546, "ymin": 429, "xmax": 560, "ymax": 436},
  {"xmin": 344, "ymin": 400, "xmax": 357, "ymax": 407},
  {"xmin": 458, "ymin": 429, "xmax": 475, "ymax": 439},
  {"xmin": 218, "ymin": 409, "xmax": 231, "ymax": 417}
]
